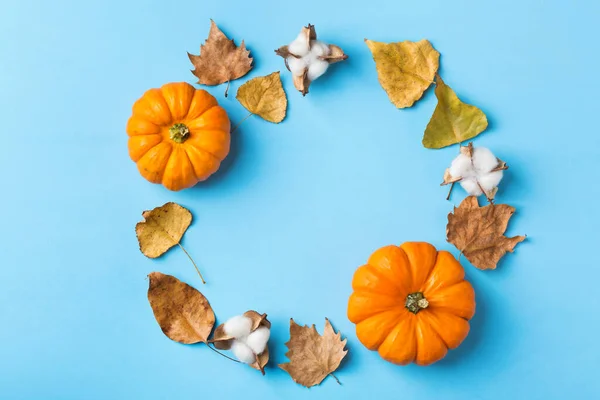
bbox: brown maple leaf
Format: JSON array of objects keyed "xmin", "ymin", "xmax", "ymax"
[
  {"xmin": 188, "ymin": 20, "xmax": 253, "ymax": 94},
  {"xmin": 279, "ymin": 318, "xmax": 347, "ymax": 387},
  {"xmin": 447, "ymin": 196, "xmax": 526, "ymax": 270}
]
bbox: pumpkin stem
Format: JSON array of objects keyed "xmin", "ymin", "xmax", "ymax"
[
  {"xmin": 405, "ymin": 292, "xmax": 429, "ymax": 314},
  {"xmin": 169, "ymin": 123, "xmax": 190, "ymax": 143}
]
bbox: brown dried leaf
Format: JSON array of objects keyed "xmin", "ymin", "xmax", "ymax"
[
  {"xmin": 447, "ymin": 196, "xmax": 526, "ymax": 270},
  {"xmin": 212, "ymin": 311, "xmax": 271, "ymax": 374},
  {"xmin": 236, "ymin": 72, "xmax": 287, "ymax": 123},
  {"xmin": 135, "ymin": 202, "xmax": 204, "ymax": 283},
  {"xmin": 279, "ymin": 318, "xmax": 347, "ymax": 387},
  {"xmin": 188, "ymin": 20, "xmax": 253, "ymax": 87},
  {"xmin": 147, "ymin": 272, "xmax": 215, "ymax": 344},
  {"xmin": 365, "ymin": 38, "xmax": 439, "ymax": 108}
]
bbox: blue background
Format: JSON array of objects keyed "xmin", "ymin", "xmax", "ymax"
[{"xmin": 1, "ymin": 0, "xmax": 599, "ymax": 398}]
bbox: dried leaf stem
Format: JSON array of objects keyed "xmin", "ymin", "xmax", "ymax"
[
  {"xmin": 330, "ymin": 373, "xmax": 341, "ymax": 385},
  {"xmin": 177, "ymin": 243, "xmax": 205, "ymax": 284},
  {"xmin": 231, "ymin": 112, "xmax": 254, "ymax": 133},
  {"xmin": 207, "ymin": 343, "xmax": 242, "ymax": 363}
]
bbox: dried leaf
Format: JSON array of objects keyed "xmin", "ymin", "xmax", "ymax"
[
  {"xmin": 212, "ymin": 310, "xmax": 271, "ymax": 374},
  {"xmin": 279, "ymin": 318, "xmax": 347, "ymax": 387},
  {"xmin": 236, "ymin": 72, "xmax": 287, "ymax": 123},
  {"xmin": 188, "ymin": 20, "xmax": 253, "ymax": 87},
  {"xmin": 447, "ymin": 196, "xmax": 526, "ymax": 270},
  {"xmin": 423, "ymin": 76, "xmax": 488, "ymax": 149},
  {"xmin": 136, "ymin": 202, "xmax": 204, "ymax": 283},
  {"xmin": 365, "ymin": 39, "xmax": 439, "ymax": 108},
  {"xmin": 147, "ymin": 272, "xmax": 215, "ymax": 344}
]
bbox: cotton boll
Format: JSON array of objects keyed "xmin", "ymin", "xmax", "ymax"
[
  {"xmin": 448, "ymin": 154, "xmax": 475, "ymax": 179},
  {"xmin": 245, "ymin": 327, "xmax": 270, "ymax": 354},
  {"xmin": 223, "ymin": 315, "xmax": 252, "ymax": 339},
  {"xmin": 478, "ymin": 170, "xmax": 503, "ymax": 192},
  {"xmin": 288, "ymin": 33, "xmax": 310, "ymax": 57},
  {"xmin": 287, "ymin": 56, "xmax": 308, "ymax": 77},
  {"xmin": 472, "ymin": 147, "xmax": 499, "ymax": 173},
  {"xmin": 307, "ymin": 59, "xmax": 329, "ymax": 81},
  {"xmin": 460, "ymin": 178, "xmax": 483, "ymax": 196},
  {"xmin": 309, "ymin": 40, "xmax": 331, "ymax": 58},
  {"xmin": 231, "ymin": 340, "xmax": 256, "ymax": 364}
]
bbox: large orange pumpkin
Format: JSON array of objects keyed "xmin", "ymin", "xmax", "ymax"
[
  {"xmin": 347, "ymin": 242, "xmax": 475, "ymax": 366},
  {"xmin": 126, "ymin": 82, "xmax": 230, "ymax": 191}
]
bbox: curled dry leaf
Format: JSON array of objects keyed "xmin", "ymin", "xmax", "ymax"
[
  {"xmin": 447, "ymin": 196, "xmax": 526, "ymax": 270},
  {"xmin": 188, "ymin": 20, "xmax": 253, "ymax": 94},
  {"xmin": 365, "ymin": 38, "xmax": 439, "ymax": 108},
  {"xmin": 279, "ymin": 318, "xmax": 347, "ymax": 388},
  {"xmin": 236, "ymin": 72, "xmax": 287, "ymax": 123},
  {"xmin": 276, "ymin": 24, "xmax": 348, "ymax": 96},
  {"xmin": 423, "ymin": 76, "xmax": 488, "ymax": 149},
  {"xmin": 212, "ymin": 310, "xmax": 271, "ymax": 374},
  {"xmin": 147, "ymin": 272, "xmax": 215, "ymax": 344},
  {"xmin": 135, "ymin": 202, "xmax": 205, "ymax": 283}
]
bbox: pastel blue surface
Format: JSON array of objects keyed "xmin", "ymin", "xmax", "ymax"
[{"xmin": 1, "ymin": 0, "xmax": 599, "ymax": 398}]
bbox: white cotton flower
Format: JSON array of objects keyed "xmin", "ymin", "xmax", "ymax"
[
  {"xmin": 446, "ymin": 145, "xmax": 504, "ymax": 198},
  {"xmin": 288, "ymin": 33, "xmax": 310, "ymax": 56},
  {"xmin": 287, "ymin": 56, "xmax": 309, "ymax": 77},
  {"xmin": 245, "ymin": 326, "xmax": 270, "ymax": 355},
  {"xmin": 223, "ymin": 315, "xmax": 252, "ymax": 339},
  {"xmin": 472, "ymin": 147, "xmax": 499, "ymax": 174},
  {"xmin": 231, "ymin": 341, "xmax": 256, "ymax": 364},
  {"xmin": 309, "ymin": 40, "xmax": 330, "ymax": 58},
  {"xmin": 307, "ymin": 59, "xmax": 329, "ymax": 81}
]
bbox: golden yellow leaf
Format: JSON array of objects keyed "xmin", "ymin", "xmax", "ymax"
[
  {"xmin": 188, "ymin": 20, "xmax": 253, "ymax": 89},
  {"xmin": 236, "ymin": 72, "xmax": 287, "ymax": 123},
  {"xmin": 147, "ymin": 272, "xmax": 215, "ymax": 344},
  {"xmin": 447, "ymin": 196, "xmax": 526, "ymax": 270},
  {"xmin": 365, "ymin": 39, "xmax": 439, "ymax": 108},
  {"xmin": 135, "ymin": 202, "xmax": 205, "ymax": 283},
  {"xmin": 423, "ymin": 76, "xmax": 488, "ymax": 149},
  {"xmin": 212, "ymin": 311, "xmax": 271, "ymax": 375},
  {"xmin": 279, "ymin": 318, "xmax": 347, "ymax": 387}
]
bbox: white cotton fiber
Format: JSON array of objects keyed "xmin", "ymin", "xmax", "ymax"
[
  {"xmin": 288, "ymin": 33, "xmax": 310, "ymax": 57},
  {"xmin": 307, "ymin": 59, "xmax": 329, "ymax": 81},
  {"xmin": 231, "ymin": 341, "xmax": 256, "ymax": 364},
  {"xmin": 309, "ymin": 40, "xmax": 330, "ymax": 58},
  {"xmin": 287, "ymin": 56, "xmax": 308, "ymax": 77},
  {"xmin": 478, "ymin": 170, "xmax": 503, "ymax": 192},
  {"xmin": 460, "ymin": 178, "xmax": 483, "ymax": 196},
  {"xmin": 472, "ymin": 147, "xmax": 499, "ymax": 173},
  {"xmin": 448, "ymin": 153, "xmax": 474, "ymax": 179},
  {"xmin": 223, "ymin": 315, "xmax": 252, "ymax": 339},
  {"xmin": 245, "ymin": 327, "xmax": 270, "ymax": 355}
]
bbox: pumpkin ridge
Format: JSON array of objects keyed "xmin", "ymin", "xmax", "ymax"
[
  {"xmin": 137, "ymin": 142, "xmax": 173, "ymax": 183},
  {"xmin": 417, "ymin": 311, "xmax": 450, "ymax": 349},
  {"xmin": 185, "ymin": 131, "xmax": 228, "ymax": 160},
  {"xmin": 182, "ymin": 146, "xmax": 218, "ymax": 178},
  {"xmin": 365, "ymin": 258, "xmax": 410, "ymax": 295},
  {"xmin": 161, "ymin": 146, "xmax": 197, "ymax": 190},
  {"xmin": 128, "ymin": 134, "xmax": 164, "ymax": 162}
]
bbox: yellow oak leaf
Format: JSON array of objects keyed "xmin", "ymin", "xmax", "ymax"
[
  {"xmin": 135, "ymin": 202, "xmax": 205, "ymax": 283},
  {"xmin": 236, "ymin": 72, "xmax": 287, "ymax": 123},
  {"xmin": 279, "ymin": 319, "xmax": 347, "ymax": 387},
  {"xmin": 365, "ymin": 39, "xmax": 439, "ymax": 108},
  {"xmin": 447, "ymin": 196, "xmax": 526, "ymax": 270},
  {"xmin": 423, "ymin": 76, "xmax": 488, "ymax": 149},
  {"xmin": 147, "ymin": 272, "xmax": 215, "ymax": 344}
]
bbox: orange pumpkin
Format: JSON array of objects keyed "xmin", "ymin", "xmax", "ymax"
[
  {"xmin": 347, "ymin": 242, "xmax": 475, "ymax": 366},
  {"xmin": 126, "ymin": 82, "xmax": 230, "ymax": 191}
]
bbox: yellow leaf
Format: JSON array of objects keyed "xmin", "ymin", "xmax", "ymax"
[
  {"xmin": 365, "ymin": 39, "xmax": 439, "ymax": 108},
  {"xmin": 147, "ymin": 272, "xmax": 215, "ymax": 344},
  {"xmin": 279, "ymin": 319, "xmax": 347, "ymax": 387},
  {"xmin": 236, "ymin": 72, "xmax": 287, "ymax": 123},
  {"xmin": 188, "ymin": 20, "xmax": 253, "ymax": 87},
  {"xmin": 135, "ymin": 202, "xmax": 205, "ymax": 283},
  {"xmin": 423, "ymin": 76, "xmax": 488, "ymax": 149}
]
